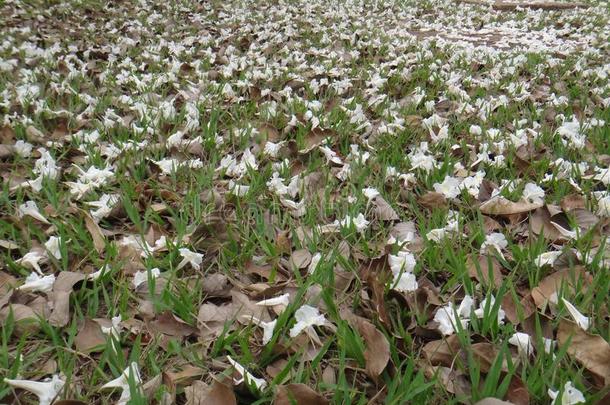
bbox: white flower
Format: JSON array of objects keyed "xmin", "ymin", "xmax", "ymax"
[
  {"xmin": 132, "ymin": 268, "xmax": 161, "ymax": 289},
  {"xmin": 101, "ymin": 315, "xmax": 122, "ymax": 339},
  {"xmin": 4, "ymin": 374, "xmax": 65, "ymax": 405},
  {"xmin": 100, "ymin": 362, "xmax": 142, "ymax": 405},
  {"xmin": 474, "ymin": 296, "xmax": 505, "ymax": 325},
  {"xmin": 263, "ymin": 141, "xmax": 283, "ymax": 158},
  {"xmin": 433, "ymin": 176, "xmax": 461, "ymax": 199},
  {"xmin": 508, "ymin": 332, "xmax": 534, "ymax": 356},
  {"xmin": 226, "ymin": 356, "xmax": 267, "ymax": 390},
  {"xmin": 388, "ymin": 251, "xmax": 416, "ymax": 275},
  {"xmin": 469, "ymin": 125, "xmax": 482, "ymax": 136},
  {"xmin": 362, "ymin": 187, "xmax": 380, "ymax": 201},
  {"xmin": 594, "ymin": 191, "xmax": 610, "ymax": 216},
  {"xmin": 548, "ymin": 381, "xmax": 586, "ymax": 405},
  {"xmin": 17, "ymin": 272, "xmax": 55, "ymax": 293},
  {"xmin": 256, "ymin": 293, "xmax": 290, "ymax": 308},
  {"xmin": 338, "ymin": 213, "xmax": 369, "ymax": 233},
  {"xmin": 308, "ymin": 253, "xmax": 322, "ymax": 275},
  {"xmin": 87, "ymin": 264, "xmax": 109, "ymax": 281},
  {"xmin": 543, "ymin": 337, "xmax": 556, "ymax": 354},
  {"xmin": 392, "ymin": 272, "xmax": 418, "ymax": 293},
  {"xmin": 44, "ymin": 236, "xmax": 62, "ymax": 260},
  {"xmin": 177, "ymin": 248, "xmax": 203, "ymax": 270},
  {"xmin": 78, "ymin": 165, "xmax": 114, "ymax": 186},
  {"xmin": 433, "ymin": 295, "xmax": 474, "ymax": 335},
  {"xmin": 14, "ymin": 140, "xmax": 33, "ymax": 157},
  {"xmin": 319, "ymin": 146, "xmax": 343, "ymax": 165},
  {"xmin": 426, "ymin": 228, "xmax": 447, "ymax": 242},
  {"xmin": 87, "ymin": 194, "xmax": 119, "ymax": 222},
  {"xmin": 228, "ymin": 180, "xmax": 250, "ymax": 196},
  {"xmin": 17, "ymin": 201, "xmax": 49, "ymax": 224},
  {"xmin": 561, "ymin": 298, "xmax": 590, "ymax": 330},
  {"xmin": 522, "ymin": 183, "xmax": 545, "ymax": 204},
  {"xmin": 153, "ymin": 158, "xmax": 180, "ymax": 175},
  {"xmin": 480, "ymin": 233, "xmax": 508, "ymax": 259},
  {"xmin": 247, "ymin": 316, "xmax": 277, "ymax": 345},
  {"xmin": 289, "ymin": 305, "xmax": 327, "ymax": 338},
  {"xmin": 535, "ymin": 251, "xmax": 562, "ymax": 268},
  {"xmin": 593, "ymin": 166, "xmax": 610, "ymax": 185},
  {"xmin": 16, "ymin": 250, "xmax": 47, "ymax": 274}
]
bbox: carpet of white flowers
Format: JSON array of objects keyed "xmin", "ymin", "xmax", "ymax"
[{"xmin": 0, "ymin": 0, "xmax": 609, "ymax": 403}]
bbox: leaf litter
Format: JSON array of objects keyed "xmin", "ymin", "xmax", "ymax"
[{"xmin": 0, "ymin": 0, "xmax": 609, "ymax": 403}]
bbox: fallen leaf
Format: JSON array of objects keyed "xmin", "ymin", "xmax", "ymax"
[
  {"xmin": 289, "ymin": 249, "xmax": 312, "ymax": 270},
  {"xmin": 49, "ymin": 272, "xmax": 86, "ymax": 327},
  {"xmin": 505, "ymin": 375, "xmax": 529, "ymax": 405},
  {"xmin": 557, "ymin": 320, "xmax": 610, "ymax": 387},
  {"xmin": 83, "ymin": 211, "xmax": 105, "ymax": 253},
  {"xmin": 423, "ymin": 335, "xmax": 461, "ymax": 367},
  {"xmin": 467, "ymin": 254, "xmax": 504, "ymax": 288},
  {"xmin": 0, "ymin": 304, "xmax": 40, "ymax": 334},
  {"xmin": 480, "ymin": 197, "xmax": 543, "ymax": 216},
  {"xmin": 340, "ymin": 309, "xmax": 390, "ymax": 378},
  {"xmin": 185, "ymin": 380, "xmax": 237, "ymax": 405},
  {"xmin": 74, "ymin": 318, "xmax": 106, "ymax": 352},
  {"xmin": 372, "ymin": 195, "xmax": 399, "ymax": 221},
  {"xmin": 165, "ymin": 366, "xmax": 206, "ymax": 387},
  {"xmin": 418, "ymin": 192, "xmax": 447, "ymax": 210},
  {"xmin": 530, "ymin": 267, "xmax": 591, "ymax": 309},
  {"xmin": 275, "ymin": 383, "xmax": 329, "ymax": 405},
  {"xmin": 473, "ymin": 399, "xmax": 515, "ymax": 405},
  {"xmin": 150, "ymin": 311, "xmax": 198, "ymax": 337}
]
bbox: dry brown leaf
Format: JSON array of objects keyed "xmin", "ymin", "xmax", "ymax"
[
  {"xmin": 467, "ymin": 254, "xmax": 504, "ymax": 289},
  {"xmin": 185, "ymin": 380, "xmax": 236, "ymax": 405},
  {"xmin": 74, "ymin": 318, "xmax": 106, "ymax": 352},
  {"xmin": 83, "ymin": 211, "xmax": 105, "ymax": 253},
  {"xmin": 275, "ymin": 383, "xmax": 329, "ymax": 405},
  {"xmin": 372, "ymin": 195, "xmax": 399, "ymax": 221},
  {"xmin": 557, "ymin": 320, "xmax": 610, "ymax": 387},
  {"xmin": 530, "ymin": 207, "xmax": 565, "ymax": 241},
  {"xmin": 300, "ymin": 128, "xmax": 336, "ymax": 154},
  {"xmin": 0, "ymin": 304, "xmax": 40, "ymax": 334},
  {"xmin": 561, "ymin": 194, "xmax": 586, "ymax": 212},
  {"xmin": 480, "ymin": 197, "xmax": 542, "ymax": 216},
  {"xmin": 468, "ymin": 343, "xmax": 504, "ymax": 373},
  {"xmin": 473, "ymin": 399, "xmax": 515, "ymax": 405},
  {"xmin": 150, "ymin": 311, "xmax": 198, "ymax": 337},
  {"xmin": 418, "ymin": 192, "xmax": 447, "ymax": 210},
  {"xmin": 289, "ymin": 249, "xmax": 312, "ymax": 270},
  {"xmin": 340, "ymin": 309, "xmax": 390, "ymax": 378},
  {"xmin": 165, "ymin": 365, "xmax": 206, "ymax": 387},
  {"xmin": 530, "ymin": 267, "xmax": 591, "ymax": 309},
  {"xmin": 423, "ymin": 335, "xmax": 461, "ymax": 367},
  {"xmin": 49, "ymin": 271, "xmax": 86, "ymax": 327},
  {"xmin": 505, "ymin": 375, "xmax": 529, "ymax": 405}
]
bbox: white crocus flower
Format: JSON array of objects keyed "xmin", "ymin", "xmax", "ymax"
[
  {"xmin": 561, "ymin": 298, "xmax": 590, "ymax": 330},
  {"xmin": 100, "ymin": 362, "xmax": 142, "ymax": 405},
  {"xmin": 177, "ymin": 248, "xmax": 203, "ymax": 270},
  {"xmin": 4, "ymin": 374, "xmax": 65, "ymax": 405},
  {"xmin": 433, "ymin": 176, "xmax": 461, "ymax": 199},
  {"xmin": 226, "ymin": 356, "xmax": 267, "ymax": 390},
  {"xmin": 132, "ymin": 268, "xmax": 161, "ymax": 289},
  {"xmin": 522, "ymin": 182, "xmax": 545, "ymax": 204},
  {"xmin": 535, "ymin": 251, "xmax": 562, "ymax": 268},
  {"xmin": 17, "ymin": 201, "xmax": 50, "ymax": 224},
  {"xmin": 44, "ymin": 236, "xmax": 62, "ymax": 260},
  {"xmin": 433, "ymin": 295, "xmax": 474, "ymax": 336},
  {"xmin": 256, "ymin": 293, "xmax": 290, "ymax": 308},
  {"xmin": 480, "ymin": 232, "xmax": 508, "ymax": 259},
  {"xmin": 548, "ymin": 381, "xmax": 586, "ymax": 405},
  {"xmin": 16, "ymin": 250, "xmax": 47, "ymax": 274},
  {"xmin": 289, "ymin": 305, "xmax": 327, "ymax": 338},
  {"xmin": 508, "ymin": 332, "xmax": 534, "ymax": 356},
  {"xmin": 474, "ymin": 296, "xmax": 506, "ymax": 325},
  {"xmin": 18, "ymin": 272, "xmax": 55, "ymax": 293}
]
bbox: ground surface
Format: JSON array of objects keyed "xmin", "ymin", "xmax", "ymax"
[{"xmin": 0, "ymin": 0, "xmax": 609, "ymax": 404}]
